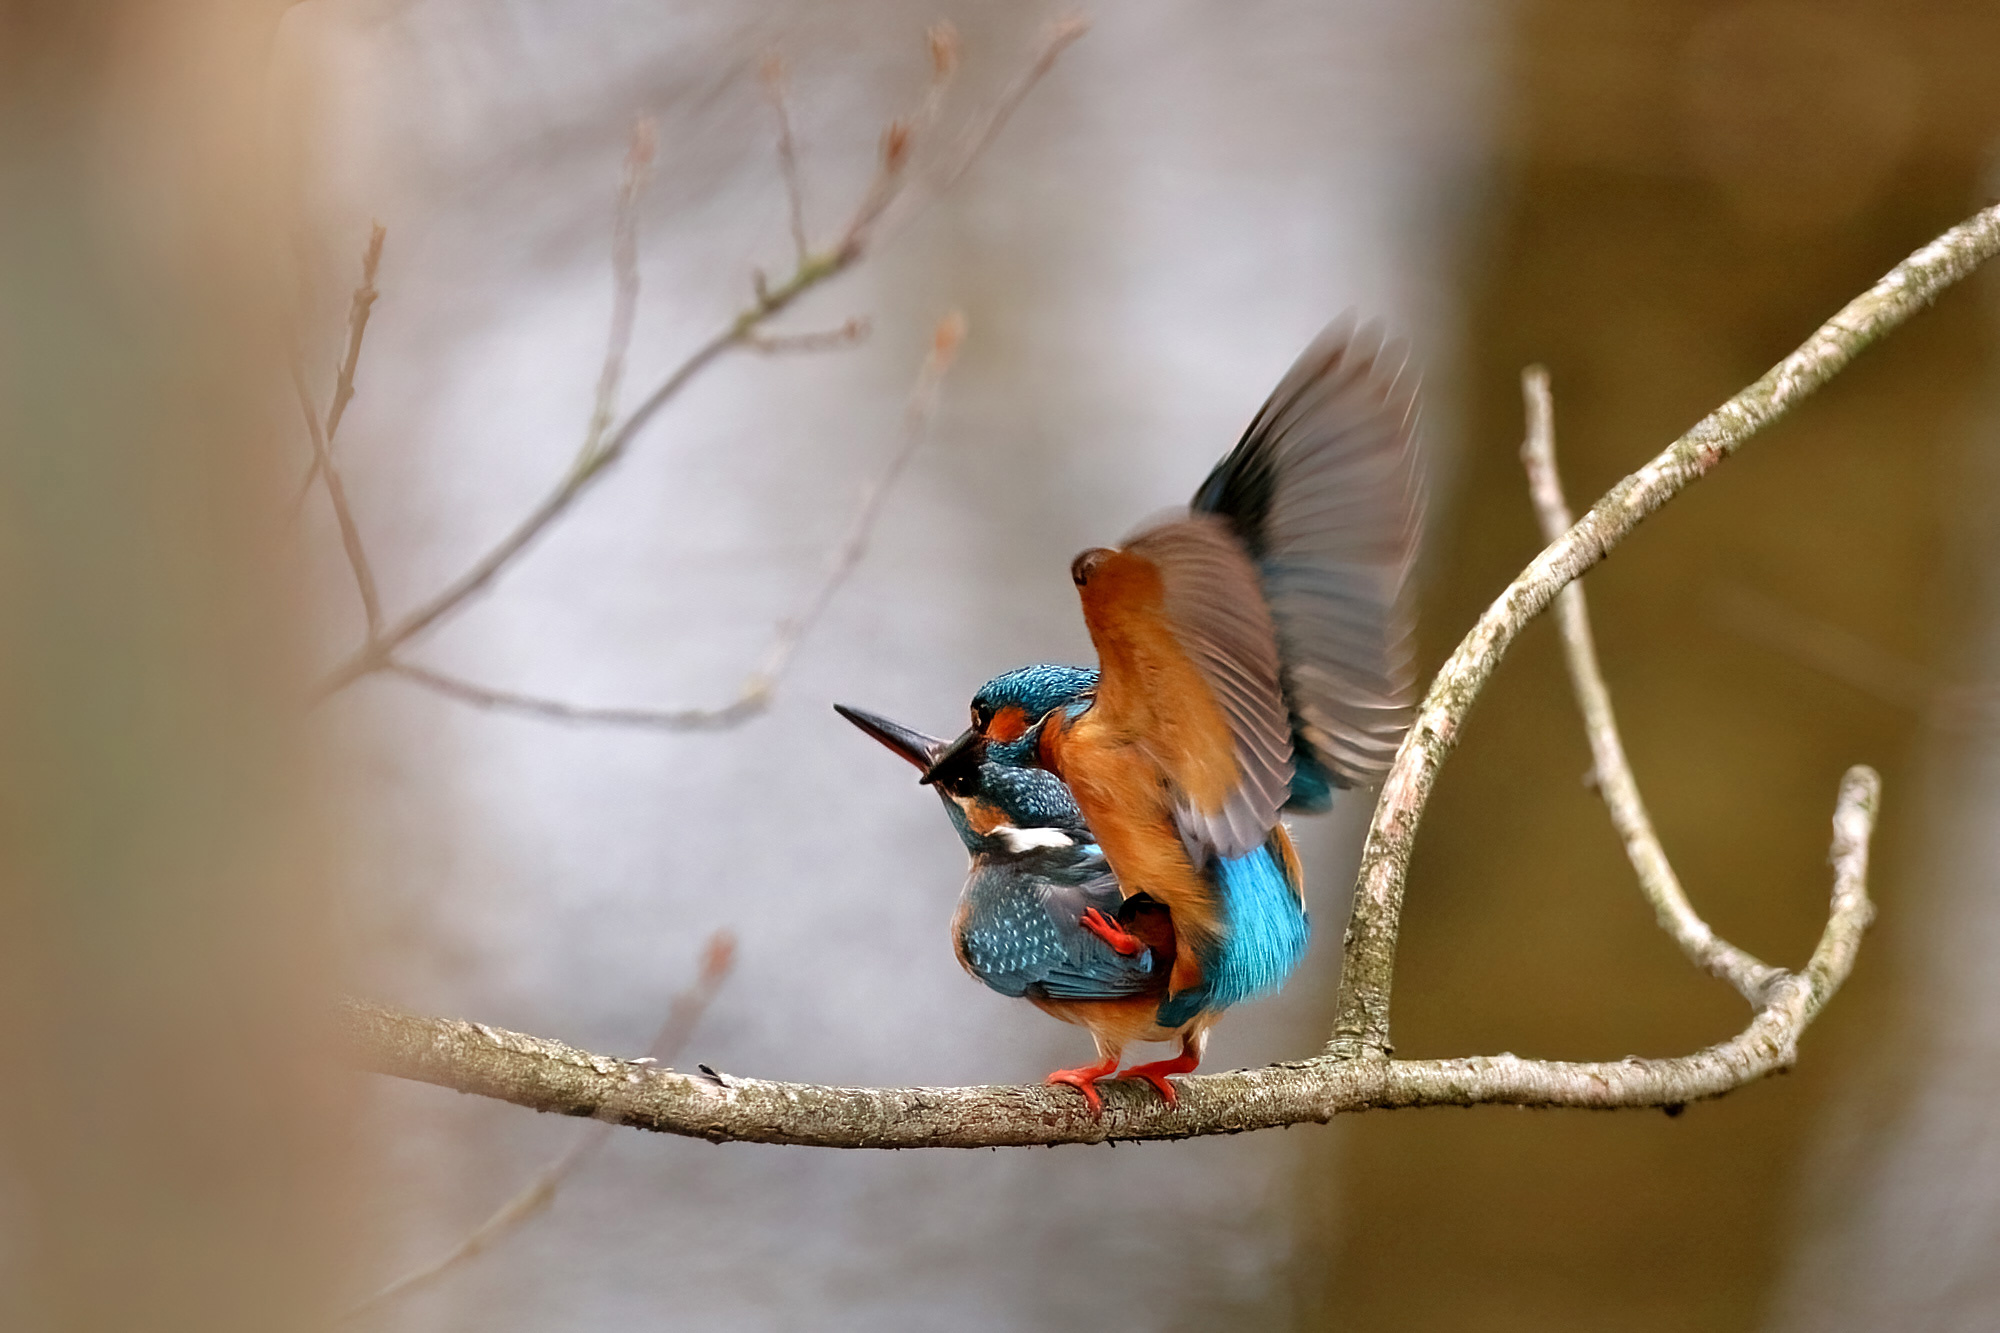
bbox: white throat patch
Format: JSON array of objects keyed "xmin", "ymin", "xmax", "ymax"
[{"xmin": 994, "ymin": 825, "xmax": 1075, "ymax": 853}]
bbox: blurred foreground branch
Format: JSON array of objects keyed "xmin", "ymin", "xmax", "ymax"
[{"xmin": 343, "ymin": 205, "xmax": 2000, "ymax": 1146}]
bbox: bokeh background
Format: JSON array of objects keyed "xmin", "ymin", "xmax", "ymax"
[{"xmin": 7, "ymin": 1, "xmax": 2000, "ymax": 1329}]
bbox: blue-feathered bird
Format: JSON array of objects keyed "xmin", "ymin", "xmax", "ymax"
[{"xmin": 839, "ymin": 318, "xmax": 1422, "ymax": 1113}]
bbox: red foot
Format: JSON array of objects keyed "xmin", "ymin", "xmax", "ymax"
[
  {"xmin": 1080, "ymin": 908, "xmax": 1144, "ymax": 956},
  {"xmin": 1118, "ymin": 1048, "xmax": 1201, "ymax": 1108},
  {"xmin": 1045, "ymin": 1054, "xmax": 1121, "ymax": 1118}
]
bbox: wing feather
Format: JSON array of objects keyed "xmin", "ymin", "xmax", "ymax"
[
  {"xmin": 1191, "ymin": 316, "xmax": 1423, "ymax": 797},
  {"xmin": 1076, "ymin": 516, "xmax": 1294, "ymax": 864}
]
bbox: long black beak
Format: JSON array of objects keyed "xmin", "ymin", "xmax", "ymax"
[
  {"xmin": 916, "ymin": 727, "xmax": 981, "ymax": 787},
  {"xmin": 834, "ymin": 704, "xmax": 949, "ymax": 773}
]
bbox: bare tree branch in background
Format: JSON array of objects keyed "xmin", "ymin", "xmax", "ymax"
[
  {"xmin": 1520, "ymin": 366, "xmax": 1785, "ymax": 1004},
  {"xmin": 309, "ymin": 19, "xmax": 1084, "ymax": 703},
  {"xmin": 343, "ymin": 933, "xmax": 735, "ymax": 1318},
  {"xmin": 387, "ymin": 310, "xmax": 966, "ymax": 728},
  {"xmin": 343, "ymin": 203, "xmax": 2000, "ymax": 1148},
  {"xmin": 1713, "ymin": 583, "xmax": 2000, "ymax": 725},
  {"xmin": 761, "ymin": 56, "xmax": 810, "ymax": 267},
  {"xmin": 293, "ymin": 222, "xmax": 386, "ymax": 514}
]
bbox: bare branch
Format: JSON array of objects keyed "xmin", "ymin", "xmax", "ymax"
[
  {"xmin": 294, "ymin": 362, "xmax": 384, "ymax": 635},
  {"xmin": 337, "ymin": 764, "xmax": 1880, "ymax": 1147},
  {"xmin": 1329, "ymin": 202, "xmax": 2000, "ymax": 1060},
  {"xmin": 313, "ymin": 26, "xmax": 1080, "ymax": 700},
  {"xmin": 329, "ymin": 223, "xmax": 388, "ymax": 444},
  {"xmin": 333, "ymin": 202, "xmax": 2000, "ymax": 1147},
  {"xmin": 580, "ymin": 120, "xmax": 655, "ymax": 465},
  {"xmin": 337, "ymin": 106, "xmax": 2000, "ymax": 1158},
  {"xmin": 1714, "ymin": 584, "xmax": 1941, "ymax": 714},
  {"xmin": 1519, "ymin": 366, "xmax": 1784, "ymax": 1005},
  {"xmin": 290, "ymin": 223, "xmax": 385, "ymax": 512},
  {"xmin": 747, "ymin": 316, "xmax": 870, "ymax": 355},
  {"xmin": 387, "ymin": 311, "xmax": 964, "ymax": 729},
  {"xmin": 343, "ymin": 933, "xmax": 734, "ymax": 1315},
  {"xmin": 752, "ymin": 310, "xmax": 964, "ymax": 690},
  {"xmin": 760, "ymin": 57, "xmax": 810, "ymax": 266},
  {"xmin": 382, "ymin": 662, "xmax": 767, "ymax": 731}
]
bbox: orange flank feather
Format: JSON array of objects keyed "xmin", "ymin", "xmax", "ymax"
[{"xmin": 1042, "ymin": 514, "xmax": 1294, "ymax": 997}]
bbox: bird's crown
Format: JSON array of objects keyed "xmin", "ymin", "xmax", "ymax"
[{"xmin": 967, "ymin": 663, "xmax": 1098, "ymax": 765}]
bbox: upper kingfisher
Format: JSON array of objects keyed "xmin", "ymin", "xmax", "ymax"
[{"xmin": 839, "ymin": 317, "xmax": 1422, "ymax": 1114}]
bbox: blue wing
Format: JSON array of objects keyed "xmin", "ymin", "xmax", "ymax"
[{"xmin": 954, "ymin": 852, "xmax": 1161, "ymax": 1001}]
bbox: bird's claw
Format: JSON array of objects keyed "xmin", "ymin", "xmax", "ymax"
[
  {"xmin": 1116, "ymin": 1051, "xmax": 1201, "ymax": 1109},
  {"xmin": 1079, "ymin": 907, "xmax": 1144, "ymax": 956},
  {"xmin": 1045, "ymin": 1057, "xmax": 1120, "ymax": 1118}
]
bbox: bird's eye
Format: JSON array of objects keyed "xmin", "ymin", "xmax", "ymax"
[
  {"xmin": 1071, "ymin": 548, "xmax": 1109, "ymax": 587},
  {"xmin": 972, "ymin": 702, "xmax": 993, "ymax": 730}
]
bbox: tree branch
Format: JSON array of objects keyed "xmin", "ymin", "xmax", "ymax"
[
  {"xmin": 295, "ymin": 360, "xmax": 383, "ymax": 635},
  {"xmin": 1328, "ymin": 203, "xmax": 2000, "ymax": 1059},
  {"xmin": 292, "ymin": 223, "xmax": 386, "ymax": 513},
  {"xmin": 384, "ymin": 310, "xmax": 964, "ymax": 730},
  {"xmin": 760, "ymin": 56, "xmax": 810, "ymax": 267},
  {"xmin": 344, "ymin": 932, "xmax": 734, "ymax": 1315},
  {"xmin": 312, "ymin": 23, "xmax": 1075, "ymax": 701},
  {"xmin": 338, "ymin": 763, "xmax": 1876, "ymax": 1148},
  {"xmin": 335, "ymin": 202, "xmax": 2000, "ymax": 1147},
  {"xmin": 1519, "ymin": 366, "xmax": 1784, "ymax": 1004}
]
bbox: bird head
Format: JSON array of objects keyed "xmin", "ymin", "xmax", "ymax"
[{"xmin": 835, "ymin": 664, "xmax": 1099, "ymax": 856}]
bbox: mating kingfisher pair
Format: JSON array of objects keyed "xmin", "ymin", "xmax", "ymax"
[{"xmin": 839, "ymin": 317, "xmax": 1422, "ymax": 1115}]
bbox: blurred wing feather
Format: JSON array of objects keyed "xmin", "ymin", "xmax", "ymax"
[
  {"xmin": 1079, "ymin": 516, "xmax": 1294, "ymax": 863},
  {"xmin": 1192, "ymin": 315, "xmax": 1423, "ymax": 794}
]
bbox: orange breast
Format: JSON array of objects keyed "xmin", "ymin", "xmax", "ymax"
[{"xmin": 1043, "ymin": 708, "xmax": 1219, "ymax": 995}]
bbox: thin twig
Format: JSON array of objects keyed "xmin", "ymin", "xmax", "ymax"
[
  {"xmin": 761, "ymin": 57, "xmax": 810, "ymax": 266},
  {"xmin": 747, "ymin": 316, "xmax": 870, "ymax": 355},
  {"xmin": 1714, "ymin": 584, "xmax": 1940, "ymax": 714},
  {"xmin": 313, "ymin": 26, "xmax": 1079, "ymax": 700},
  {"xmin": 338, "ymin": 765, "xmax": 1879, "ymax": 1147},
  {"xmin": 835, "ymin": 22, "xmax": 960, "ymax": 261},
  {"xmin": 387, "ymin": 311, "xmax": 964, "ymax": 730},
  {"xmin": 291, "ymin": 223, "xmax": 387, "ymax": 513},
  {"xmin": 343, "ymin": 932, "xmax": 735, "ymax": 1316},
  {"xmin": 1329, "ymin": 202, "xmax": 2000, "ymax": 1060},
  {"xmin": 295, "ymin": 363, "xmax": 384, "ymax": 635},
  {"xmin": 581, "ymin": 120, "xmax": 655, "ymax": 465},
  {"xmin": 1520, "ymin": 366, "xmax": 1785, "ymax": 1004},
  {"xmin": 880, "ymin": 16, "xmax": 1087, "ymax": 242}
]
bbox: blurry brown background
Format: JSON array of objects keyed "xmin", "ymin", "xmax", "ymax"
[
  {"xmin": 7, "ymin": 1, "xmax": 2000, "ymax": 1330},
  {"xmin": 1315, "ymin": 4, "xmax": 2000, "ymax": 1330}
]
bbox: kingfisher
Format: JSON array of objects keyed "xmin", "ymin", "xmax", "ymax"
[{"xmin": 839, "ymin": 317, "xmax": 1421, "ymax": 1113}]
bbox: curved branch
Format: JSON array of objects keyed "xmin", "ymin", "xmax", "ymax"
[
  {"xmin": 1519, "ymin": 366, "xmax": 1784, "ymax": 1004},
  {"xmin": 340, "ymin": 766, "xmax": 1877, "ymax": 1148},
  {"xmin": 1328, "ymin": 204, "xmax": 2000, "ymax": 1058}
]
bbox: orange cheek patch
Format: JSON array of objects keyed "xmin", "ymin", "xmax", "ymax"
[
  {"xmin": 985, "ymin": 705, "xmax": 1029, "ymax": 744},
  {"xmin": 958, "ymin": 798, "xmax": 1009, "ymax": 835}
]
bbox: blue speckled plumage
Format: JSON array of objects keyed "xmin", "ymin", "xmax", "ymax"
[{"xmin": 955, "ymin": 843, "xmax": 1157, "ymax": 1001}]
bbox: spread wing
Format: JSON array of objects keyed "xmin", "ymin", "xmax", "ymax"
[
  {"xmin": 1191, "ymin": 315, "xmax": 1423, "ymax": 801},
  {"xmin": 1072, "ymin": 515, "xmax": 1294, "ymax": 864}
]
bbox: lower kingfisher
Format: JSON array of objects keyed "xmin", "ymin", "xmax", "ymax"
[{"xmin": 840, "ymin": 317, "xmax": 1422, "ymax": 1113}]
